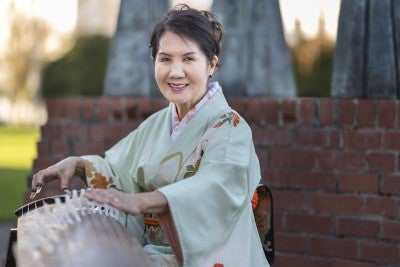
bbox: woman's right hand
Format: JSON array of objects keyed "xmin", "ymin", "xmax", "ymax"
[{"xmin": 30, "ymin": 156, "xmax": 85, "ymax": 199}]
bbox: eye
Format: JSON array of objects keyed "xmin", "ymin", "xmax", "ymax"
[
  {"xmin": 184, "ymin": 57, "xmax": 194, "ymax": 62},
  {"xmin": 159, "ymin": 57, "xmax": 170, "ymax": 62}
]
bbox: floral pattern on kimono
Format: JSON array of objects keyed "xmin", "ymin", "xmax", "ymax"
[{"xmin": 84, "ymin": 158, "xmax": 116, "ymax": 189}]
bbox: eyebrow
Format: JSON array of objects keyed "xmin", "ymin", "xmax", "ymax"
[{"xmin": 156, "ymin": 51, "xmax": 199, "ymax": 57}]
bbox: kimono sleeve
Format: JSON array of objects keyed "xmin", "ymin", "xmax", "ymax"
[
  {"xmin": 81, "ymin": 126, "xmax": 147, "ymax": 194},
  {"xmin": 158, "ymin": 112, "xmax": 262, "ymax": 265}
]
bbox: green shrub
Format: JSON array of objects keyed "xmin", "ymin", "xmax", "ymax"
[{"xmin": 41, "ymin": 35, "xmax": 110, "ymax": 98}]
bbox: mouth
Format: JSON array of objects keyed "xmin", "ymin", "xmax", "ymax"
[{"xmin": 169, "ymin": 83, "xmax": 188, "ymax": 92}]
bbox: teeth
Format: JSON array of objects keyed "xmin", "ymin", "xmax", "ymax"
[{"xmin": 170, "ymin": 83, "xmax": 185, "ymax": 88}]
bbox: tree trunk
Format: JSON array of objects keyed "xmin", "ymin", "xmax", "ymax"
[
  {"xmin": 331, "ymin": 0, "xmax": 400, "ymax": 99},
  {"xmin": 212, "ymin": 0, "xmax": 296, "ymax": 97},
  {"xmin": 103, "ymin": 0, "xmax": 169, "ymax": 96}
]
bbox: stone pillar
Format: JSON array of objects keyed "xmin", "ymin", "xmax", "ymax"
[
  {"xmin": 331, "ymin": 0, "xmax": 400, "ymax": 99},
  {"xmin": 212, "ymin": 0, "xmax": 296, "ymax": 97},
  {"xmin": 103, "ymin": 0, "xmax": 169, "ymax": 96}
]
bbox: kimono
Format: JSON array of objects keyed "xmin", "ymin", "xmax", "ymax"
[{"xmin": 82, "ymin": 83, "xmax": 269, "ymax": 267}]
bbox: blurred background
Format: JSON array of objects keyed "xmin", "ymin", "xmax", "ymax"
[{"xmin": 0, "ymin": 0, "xmax": 340, "ymax": 222}]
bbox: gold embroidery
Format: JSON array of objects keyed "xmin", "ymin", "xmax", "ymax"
[
  {"xmin": 184, "ymin": 150, "xmax": 204, "ymax": 178},
  {"xmin": 160, "ymin": 151, "xmax": 184, "ymax": 170}
]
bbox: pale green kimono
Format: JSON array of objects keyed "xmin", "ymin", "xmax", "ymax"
[{"xmin": 82, "ymin": 88, "xmax": 269, "ymax": 267}]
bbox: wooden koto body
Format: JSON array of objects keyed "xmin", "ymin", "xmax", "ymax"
[{"xmin": 13, "ymin": 190, "xmax": 153, "ymax": 267}]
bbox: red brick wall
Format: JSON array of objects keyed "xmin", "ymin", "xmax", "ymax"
[{"xmin": 33, "ymin": 97, "xmax": 400, "ymax": 267}]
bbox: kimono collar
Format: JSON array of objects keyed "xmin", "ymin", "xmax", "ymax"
[{"xmin": 171, "ymin": 82, "xmax": 221, "ymax": 142}]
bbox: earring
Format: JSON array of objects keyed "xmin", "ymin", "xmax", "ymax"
[{"xmin": 209, "ymin": 74, "xmax": 213, "ymax": 78}]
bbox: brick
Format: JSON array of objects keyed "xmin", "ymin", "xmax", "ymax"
[
  {"xmin": 328, "ymin": 130, "xmax": 342, "ymax": 148},
  {"xmin": 274, "ymin": 210, "xmax": 285, "ymax": 230},
  {"xmin": 40, "ymin": 123, "xmax": 60, "ymax": 137},
  {"xmin": 32, "ymin": 156, "xmax": 56, "ymax": 171},
  {"xmin": 309, "ymin": 236, "xmax": 357, "ymax": 258},
  {"xmin": 286, "ymin": 213, "xmax": 333, "ymax": 234},
  {"xmin": 360, "ymin": 240, "xmax": 398, "ymax": 263},
  {"xmin": 318, "ymin": 99, "xmax": 335, "ymax": 126},
  {"xmin": 281, "ymin": 99, "xmax": 296, "ymax": 125},
  {"xmin": 288, "ymin": 170, "xmax": 336, "ymax": 190},
  {"xmin": 299, "ymin": 98, "xmax": 315, "ymax": 125},
  {"xmin": 357, "ymin": 100, "xmax": 376, "ymax": 128},
  {"xmin": 313, "ymin": 194, "xmax": 362, "ymax": 214},
  {"xmin": 243, "ymin": 98, "xmax": 262, "ymax": 124},
  {"xmin": 96, "ymin": 97, "xmax": 110, "ymax": 121},
  {"xmin": 135, "ymin": 97, "xmax": 153, "ymax": 119},
  {"xmin": 275, "ymin": 232, "xmax": 307, "ymax": 253},
  {"xmin": 318, "ymin": 151, "xmax": 366, "ymax": 171},
  {"xmin": 397, "ymin": 102, "xmax": 400, "ymax": 128},
  {"xmin": 89, "ymin": 124, "xmax": 124, "ymax": 140},
  {"xmin": 381, "ymin": 220, "xmax": 400, "ymax": 241},
  {"xmin": 261, "ymin": 169, "xmax": 289, "ymax": 188},
  {"xmin": 46, "ymin": 99, "xmax": 59, "ymax": 118},
  {"xmin": 255, "ymin": 147, "xmax": 268, "ymax": 171},
  {"xmin": 269, "ymin": 149, "xmax": 316, "ymax": 168},
  {"xmin": 343, "ymin": 129, "xmax": 381, "ymax": 149},
  {"xmin": 36, "ymin": 140, "xmax": 49, "ymax": 154},
  {"xmin": 277, "ymin": 254, "xmax": 329, "ymax": 267},
  {"xmin": 338, "ymin": 99, "xmax": 356, "ymax": 127},
  {"xmin": 57, "ymin": 98, "xmax": 70, "ymax": 119},
  {"xmin": 274, "ymin": 191, "xmax": 311, "ymax": 211},
  {"xmin": 297, "ymin": 129, "xmax": 327, "ymax": 147},
  {"xmin": 365, "ymin": 195, "xmax": 398, "ymax": 217},
  {"xmin": 72, "ymin": 140, "xmax": 105, "ymax": 155},
  {"xmin": 110, "ymin": 98, "xmax": 123, "ymax": 120},
  {"xmin": 67, "ymin": 98, "xmax": 83, "ymax": 120},
  {"xmin": 331, "ymin": 259, "xmax": 374, "ymax": 267},
  {"xmin": 50, "ymin": 139, "xmax": 69, "ymax": 155},
  {"xmin": 124, "ymin": 98, "xmax": 140, "ymax": 120},
  {"xmin": 261, "ymin": 98, "xmax": 279, "ymax": 125},
  {"xmin": 149, "ymin": 98, "xmax": 168, "ymax": 115},
  {"xmin": 81, "ymin": 98, "xmax": 96, "ymax": 120},
  {"xmin": 61, "ymin": 124, "xmax": 89, "ymax": 138},
  {"xmin": 339, "ymin": 172, "xmax": 379, "ymax": 193},
  {"xmin": 252, "ymin": 128, "xmax": 292, "ymax": 146},
  {"xmin": 337, "ymin": 217, "xmax": 380, "ymax": 238},
  {"xmin": 382, "ymin": 174, "xmax": 400, "ymax": 194},
  {"xmin": 377, "ymin": 100, "xmax": 396, "ymax": 128},
  {"xmin": 384, "ymin": 131, "xmax": 400, "ymax": 150},
  {"xmin": 366, "ymin": 152, "xmax": 395, "ymax": 172}
]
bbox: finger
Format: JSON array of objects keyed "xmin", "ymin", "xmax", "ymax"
[
  {"xmin": 31, "ymin": 171, "xmax": 45, "ymax": 189},
  {"xmin": 85, "ymin": 189, "xmax": 117, "ymax": 207},
  {"xmin": 29, "ymin": 182, "xmax": 43, "ymax": 199},
  {"xmin": 63, "ymin": 188, "xmax": 71, "ymax": 195},
  {"xmin": 59, "ymin": 173, "xmax": 71, "ymax": 192}
]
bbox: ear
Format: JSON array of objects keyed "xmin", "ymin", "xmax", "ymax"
[{"xmin": 208, "ymin": 55, "xmax": 219, "ymax": 76}]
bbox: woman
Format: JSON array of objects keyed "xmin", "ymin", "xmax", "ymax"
[{"xmin": 31, "ymin": 4, "xmax": 269, "ymax": 267}]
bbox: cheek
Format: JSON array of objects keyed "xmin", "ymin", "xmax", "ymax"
[{"xmin": 154, "ymin": 65, "xmax": 164, "ymax": 82}]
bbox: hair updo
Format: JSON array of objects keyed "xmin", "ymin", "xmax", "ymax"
[{"xmin": 149, "ymin": 4, "xmax": 224, "ymax": 66}]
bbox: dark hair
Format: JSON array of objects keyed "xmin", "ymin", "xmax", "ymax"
[{"xmin": 149, "ymin": 4, "xmax": 224, "ymax": 66}]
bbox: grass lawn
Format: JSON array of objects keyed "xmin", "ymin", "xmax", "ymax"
[{"xmin": 0, "ymin": 126, "xmax": 40, "ymax": 222}]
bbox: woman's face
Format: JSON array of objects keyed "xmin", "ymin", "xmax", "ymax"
[{"xmin": 155, "ymin": 31, "xmax": 218, "ymax": 118}]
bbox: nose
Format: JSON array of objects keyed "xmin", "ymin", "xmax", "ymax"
[{"xmin": 169, "ymin": 61, "xmax": 185, "ymax": 78}]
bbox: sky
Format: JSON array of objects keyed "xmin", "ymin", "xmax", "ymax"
[
  {"xmin": 279, "ymin": 0, "xmax": 341, "ymax": 38},
  {"xmin": 0, "ymin": 0, "xmax": 342, "ymax": 48},
  {"xmin": 173, "ymin": 0, "xmax": 342, "ymax": 39}
]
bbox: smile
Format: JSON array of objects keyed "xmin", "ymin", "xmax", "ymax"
[{"xmin": 169, "ymin": 83, "xmax": 188, "ymax": 92}]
